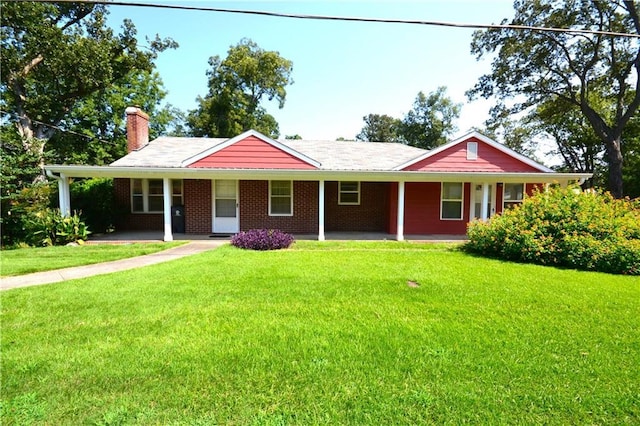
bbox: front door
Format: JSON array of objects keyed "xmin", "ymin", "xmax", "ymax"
[
  {"xmin": 213, "ymin": 180, "xmax": 239, "ymax": 233},
  {"xmin": 471, "ymin": 183, "xmax": 495, "ymax": 221}
]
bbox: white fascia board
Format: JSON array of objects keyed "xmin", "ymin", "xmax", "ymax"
[
  {"xmin": 180, "ymin": 129, "xmax": 321, "ymax": 168},
  {"xmin": 44, "ymin": 164, "xmax": 591, "ymax": 184},
  {"xmin": 395, "ymin": 130, "xmax": 554, "ymax": 173}
]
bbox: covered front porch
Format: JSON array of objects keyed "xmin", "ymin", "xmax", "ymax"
[
  {"xmin": 45, "ymin": 165, "xmax": 590, "ymax": 243},
  {"xmin": 86, "ymin": 231, "xmax": 469, "ymax": 244}
]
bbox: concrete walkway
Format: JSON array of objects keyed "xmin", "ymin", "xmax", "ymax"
[{"xmin": 1, "ymin": 241, "xmax": 226, "ymax": 291}]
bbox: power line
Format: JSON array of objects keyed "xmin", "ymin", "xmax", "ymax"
[
  {"xmin": 18, "ymin": 0, "xmax": 640, "ymax": 39},
  {"xmin": 1, "ymin": 110, "xmax": 115, "ymax": 145}
]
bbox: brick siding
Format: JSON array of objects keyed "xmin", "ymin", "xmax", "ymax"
[
  {"xmin": 114, "ymin": 178, "xmax": 395, "ymax": 235},
  {"xmin": 324, "ymin": 181, "xmax": 390, "ymax": 232},
  {"xmin": 113, "ymin": 178, "xmax": 162, "ymax": 231},
  {"xmin": 240, "ymin": 180, "xmax": 319, "ymax": 233},
  {"xmin": 184, "ymin": 179, "xmax": 212, "ymax": 233}
]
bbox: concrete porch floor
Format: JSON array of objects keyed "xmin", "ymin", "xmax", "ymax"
[{"xmin": 88, "ymin": 231, "xmax": 468, "ymax": 243}]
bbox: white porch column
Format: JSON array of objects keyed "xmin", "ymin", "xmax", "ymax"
[
  {"xmin": 163, "ymin": 177, "xmax": 173, "ymax": 242},
  {"xmin": 58, "ymin": 173, "xmax": 71, "ymax": 217},
  {"xmin": 481, "ymin": 182, "xmax": 490, "ymax": 220},
  {"xmin": 318, "ymin": 180, "xmax": 325, "ymax": 241},
  {"xmin": 396, "ymin": 181, "xmax": 405, "ymax": 241}
]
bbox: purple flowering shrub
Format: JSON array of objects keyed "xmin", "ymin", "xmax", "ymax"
[{"xmin": 231, "ymin": 229, "xmax": 295, "ymax": 250}]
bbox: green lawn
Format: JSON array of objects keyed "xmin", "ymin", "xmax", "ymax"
[
  {"xmin": 0, "ymin": 242, "xmax": 185, "ymax": 276},
  {"xmin": 1, "ymin": 242, "xmax": 638, "ymax": 424}
]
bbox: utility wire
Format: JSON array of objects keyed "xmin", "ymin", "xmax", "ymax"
[
  {"xmin": 18, "ymin": 0, "xmax": 640, "ymax": 39},
  {"xmin": 1, "ymin": 110, "xmax": 115, "ymax": 145}
]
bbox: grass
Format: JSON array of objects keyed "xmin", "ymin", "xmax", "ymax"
[
  {"xmin": 0, "ymin": 242, "xmax": 185, "ymax": 277},
  {"xmin": 1, "ymin": 241, "xmax": 638, "ymax": 424}
]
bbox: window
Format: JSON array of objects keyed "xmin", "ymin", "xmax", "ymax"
[
  {"xmin": 441, "ymin": 182, "xmax": 463, "ymax": 220},
  {"xmin": 339, "ymin": 181, "xmax": 360, "ymax": 205},
  {"xmin": 131, "ymin": 179, "xmax": 144, "ymax": 212},
  {"xmin": 147, "ymin": 179, "xmax": 164, "ymax": 212},
  {"xmin": 269, "ymin": 180, "xmax": 292, "ymax": 216},
  {"xmin": 503, "ymin": 183, "xmax": 524, "ymax": 210},
  {"xmin": 467, "ymin": 142, "xmax": 478, "ymax": 160},
  {"xmin": 131, "ymin": 179, "xmax": 183, "ymax": 213},
  {"xmin": 172, "ymin": 179, "xmax": 184, "ymax": 206}
]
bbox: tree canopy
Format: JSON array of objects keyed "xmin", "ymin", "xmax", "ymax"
[
  {"xmin": 1, "ymin": 1, "xmax": 176, "ymax": 171},
  {"xmin": 356, "ymin": 114, "xmax": 402, "ymax": 142},
  {"xmin": 468, "ymin": 0, "xmax": 640, "ymax": 198},
  {"xmin": 401, "ymin": 88, "xmax": 461, "ymax": 149},
  {"xmin": 357, "ymin": 87, "xmax": 460, "ymax": 149},
  {"xmin": 187, "ymin": 39, "xmax": 293, "ymax": 139},
  {"xmin": 46, "ymin": 70, "xmax": 178, "ymax": 166},
  {"xmin": 1, "ymin": 1, "xmax": 177, "ymax": 246}
]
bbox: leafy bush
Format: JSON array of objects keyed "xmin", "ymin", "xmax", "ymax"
[
  {"xmin": 231, "ymin": 229, "xmax": 294, "ymax": 250},
  {"xmin": 1, "ymin": 182, "xmax": 56, "ymax": 247},
  {"xmin": 26, "ymin": 208, "xmax": 91, "ymax": 246},
  {"xmin": 70, "ymin": 178, "xmax": 117, "ymax": 234},
  {"xmin": 465, "ymin": 186, "xmax": 640, "ymax": 275}
]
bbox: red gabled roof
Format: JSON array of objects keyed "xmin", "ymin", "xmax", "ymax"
[
  {"xmin": 397, "ymin": 131, "xmax": 553, "ymax": 173},
  {"xmin": 183, "ymin": 130, "xmax": 320, "ymax": 169}
]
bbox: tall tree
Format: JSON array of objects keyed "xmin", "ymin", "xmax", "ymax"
[
  {"xmin": 481, "ymin": 106, "xmax": 540, "ymax": 160},
  {"xmin": 1, "ymin": 2, "xmax": 176, "ymax": 173},
  {"xmin": 533, "ymin": 98, "xmax": 604, "ymax": 175},
  {"xmin": 187, "ymin": 39, "xmax": 293, "ymax": 138},
  {"xmin": 621, "ymin": 110, "xmax": 640, "ymax": 198},
  {"xmin": 47, "ymin": 70, "xmax": 178, "ymax": 166},
  {"xmin": 356, "ymin": 114, "xmax": 403, "ymax": 142},
  {"xmin": 468, "ymin": 0, "xmax": 640, "ymax": 198},
  {"xmin": 400, "ymin": 87, "xmax": 461, "ymax": 149}
]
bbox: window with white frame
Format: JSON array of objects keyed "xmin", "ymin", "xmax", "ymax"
[
  {"xmin": 339, "ymin": 181, "xmax": 360, "ymax": 205},
  {"xmin": 441, "ymin": 182, "xmax": 464, "ymax": 220},
  {"xmin": 269, "ymin": 180, "xmax": 292, "ymax": 216},
  {"xmin": 503, "ymin": 183, "xmax": 524, "ymax": 210},
  {"xmin": 467, "ymin": 142, "xmax": 478, "ymax": 160},
  {"xmin": 131, "ymin": 179, "xmax": 183, "ymax": 213}
]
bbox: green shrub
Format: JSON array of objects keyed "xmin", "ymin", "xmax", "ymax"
[
  {"xmin": 1, "ymin": 183, "xmax": 56, "ymax": 247},
  {"xmin": 70, "ymin": 178, "xmax": 116, "ymax": 234},
  {"xmin": 26, "ymin": 208, "xmax": 91, "ymax": 246},
  {"xmin": 465, "ymin": 186, "xmax": 640, "ymax": 275}
]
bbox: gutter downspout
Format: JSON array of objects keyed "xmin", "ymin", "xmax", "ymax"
[{"xmin": 46, "ymin": 169, "xmax": 71, "ymax": 217}]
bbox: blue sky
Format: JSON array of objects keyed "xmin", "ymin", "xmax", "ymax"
[{"xmin": 106, "ymin": 0, "xmax": 516, "ymax": 140}]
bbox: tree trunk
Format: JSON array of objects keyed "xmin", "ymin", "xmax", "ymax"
[
  {"xmin": 579, "ymin": 103, "xmax": 626, "ymax": 198},
  {"xmin": 21, "ymin": 136, "xmax": 47, "ymax": 184},
  {"xmin": 11, "ymin": 72, "xmax": 55, "ymax": 183},
  {"xmin": 605, "ymin": 135, "xmax": 624, "ymax": 198}
]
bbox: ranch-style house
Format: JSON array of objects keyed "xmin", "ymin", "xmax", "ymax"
[{"xmin": 45, "ymin": 107, "xmax": 592, "ymax": 241}]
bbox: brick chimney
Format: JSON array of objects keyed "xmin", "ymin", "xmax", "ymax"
[{"xmin": 125, "ymin": 106, "xmax": 149, "ymax": 152}]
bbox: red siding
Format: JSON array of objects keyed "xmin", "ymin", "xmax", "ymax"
[
  {"xmin": 388, "ymin": 182, "xmax": 470, "ymax": 235},
  {"xmin": 240, "ymin": 180, "xmax": 319, "ymax": 233},
  {"xmin": 325, "ymin": 182, "xmax": 390, "ymax": 232},
  {"xmin": 403, "ymin": 137, "xmax": 542, "ymax": 173},
  {"xmin": 494, "ymin": 182, "xmax": 543, "ymax": 215},
  {"xmin": 189, "ymin": 135, "xmax": 317, "ymax": 169},
  {"xmin": 526, "ymin": 183, "xmax": 544, "ymax": 196},
  {"xmin": 495, "ymin": 182, "xmax": 504, "ymax": 215}
]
